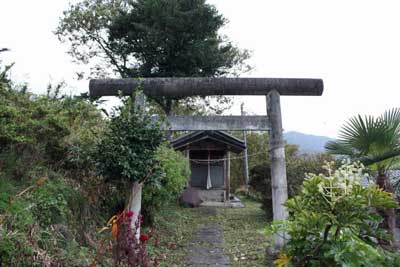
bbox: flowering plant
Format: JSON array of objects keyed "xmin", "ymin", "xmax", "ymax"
[
  {"xmin": 93, "ymin": 210, "xmax": 157, "ymax": 267},
  {"xmin": 267, "ymin": 161, "xmax": 400, "ymax": 267}
]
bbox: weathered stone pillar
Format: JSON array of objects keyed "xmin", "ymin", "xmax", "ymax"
[
  {"xmin": 266, "ymin": 90, "xmax": 289, "ymax": 248},
  {"xmin": 128, "ymin": 181, "xmax": 142, "ymax": 237},
  {"xmin": 128, "ymin": 92, "xmax": 146, "ymax": 236}
]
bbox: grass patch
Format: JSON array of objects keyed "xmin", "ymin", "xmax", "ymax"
[
  {"xmin": 146, "ymin": 202, "xmax": 208, "ymax": 266},
  {"xmin": 147, "ymin": 198, "xmax": 271, "ymax": 266},
  {"xmin": 216, "ymin": 199, "xmax": 272, "ymax": 266}
]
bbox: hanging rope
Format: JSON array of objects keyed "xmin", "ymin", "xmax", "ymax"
[{"xmin": 189, "ymin": 150, "xmax": 267, "ymax": 164}]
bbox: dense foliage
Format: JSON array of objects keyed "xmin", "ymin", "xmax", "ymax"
[
  {"xmin": 268, "ymin": 162, "xmax": 400, "ymax": 267},
  {"xmin": 228, "ymin": 132, "xmax": 269, "ymax": 192},
  {"xmin": 94, "ymin": 97, "xmax": 189, "ymax": 225},
  {"xmin": 142, "ymin": 145, "xmax": 190, "ymax": 223},
  {"xmin": 249, "ymin": 145, "xmax": 335, "ymax": 219},
  {"xmin": 0, "ymin": 73, "xmax": 106, "ymax": 264},
  {"xmin": 326, "ymin": 109, "xmax": 400, "ymax": 243},
  {"xmin": 0, "ymin": 177, "xmax": 90, "ymax": 266},
  {"xmin": 56, "ymin": 0, "xmax": 251, "ymax": 115},
  {"xmin": 108, "ymin": 0, "xmax": 249, "ymax": 78},
  {"xmin": 0, "ymin": 61, "xmax": 188, "ymax": 265},
  {"xmin": 95, "ymin": 98, "xmax": 164, "ymax": 184},
  {"xmin": 0, "ymin": 82, "xmax": 104, "ymax": 165}
]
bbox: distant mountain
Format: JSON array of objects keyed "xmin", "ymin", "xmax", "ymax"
[{"xmin": 284, "ymin": 131, "xmax": 335, "ymax": 154}]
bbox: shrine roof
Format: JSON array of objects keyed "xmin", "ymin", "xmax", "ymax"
[{"xmin": 171, "ymin": 130, "xmax": 246, "ymax": 154}]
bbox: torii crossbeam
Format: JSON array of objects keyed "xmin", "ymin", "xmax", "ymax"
[{"xmin": 89, "ymin": 77, "xmax": 324, "ymax": 248}]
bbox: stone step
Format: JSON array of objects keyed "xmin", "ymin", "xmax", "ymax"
[{"xmin": 197, "ymin": 189, "xmax": 225, "ymax": 202}]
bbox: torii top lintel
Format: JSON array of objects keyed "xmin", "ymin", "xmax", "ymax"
[{"xmin": 89, "ymin": 77, "xmax": 323, "ymax": 98}]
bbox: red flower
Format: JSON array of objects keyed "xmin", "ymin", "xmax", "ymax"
[
  {"xmin": 125, "ymin": 211, "xmax": 134, "ymax": 217},
  {"xmin": 140, "ymin": 234, "xmax": 148, "ymax": 242}
]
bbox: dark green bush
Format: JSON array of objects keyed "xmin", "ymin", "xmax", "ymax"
[
  {"xmin": 229, "ymin": 132, "xmax": 269, "ymax": 192},
  {"xmin": 29, "ymin": 178, "xmax": 76, "ymax": 226},
  {"xmin": 0, "ymin": 88, "xmax": 69, "ymax": 159},
  {"xmin": 95, "ymin": 97, "xmax": 166, "ymax": 224},
  {"xmin": 61, "ymin": 95, "xmax": 105, "ymax": 173},
  {"xmin": 249, "ymin": 152, "xmax": 334, "ymax": 219},
  {"xmin": 0, "ymin": 176, "xmax": 90, "ymax": 265},
  {"xmin": 0, "ymin": 64, "xmax": 102, "ymax": 265},
  {"xmin": 142, "ymin": 145, "xmax": 190, "ymax": 223},
  {"xmin": 95, "ymin": 98, "xmax": 164, "ymax": 185}
]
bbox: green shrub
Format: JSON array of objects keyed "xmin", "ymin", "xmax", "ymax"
[
  {"xmin": 229, "ymin": 132, "xmax": 269, "ymax": 192},
  {"xmin": 142, "ymin": 145, "xmax": 190, "ymax": 223},
  {"xmin": 250, "ymin": 153, "xmax": 334, "ymax": 219},
  {"xmin": 29, "ymin": 178, "xmax": 75, "ymax": 226},
  {"xmin": 95, "ymin": 97, "xmax": 165, "ymax": 224},
  {"xmin": 0, "ymin": 175, "xmax": 92, "ymax": 265},
  {"xmin": 61, "ymin": 95, "xmax": 105, "ymax": 173},
  {"xmin": 0, "ymin": 60, "xmax": 102, "ymax": 265},
  {"xmin": 267, "ymin": 161, "xmax": 400, "ymax": 267},
  {"xmin": 0, "ymin": 88, "xmax": 70, "ymax": 159},
  {"xmin": 95, "ymin": 98, "xmax": 164, "ymax": 185}
]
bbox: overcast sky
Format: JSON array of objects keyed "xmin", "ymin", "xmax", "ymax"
[{"xmin": 1, "ymin": 0, "xmax": 400, "ymax": 138}]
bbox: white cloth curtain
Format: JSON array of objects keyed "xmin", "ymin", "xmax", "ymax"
[{"xmin": 206, "ymin": 151, "xmax": 212, "ymax": 190}]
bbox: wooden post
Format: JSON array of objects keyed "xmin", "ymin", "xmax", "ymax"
[
  {"xmin": 224, "ymin": 152, "xmax": 227, "ymax": 201},
  {"xmin": 266, "ymin": 90, "xmax": 289, "ymax": 249},
  {"xmin": 186, "ymin": 149, "xmax": 191, "ymax": 188},
  {"xmin": 241, "ymin": 103, "xmax": 250, "ymax": 186},
  {"xmin": 226, "ymin": 151, "xmax": 231, "ymax": 201}
]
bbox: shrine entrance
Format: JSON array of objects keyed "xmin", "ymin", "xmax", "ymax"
[
  {"xmin": 89, "ymin": 77, "xmax": 324, "ymax": 248},
  {"xmin": 190, "ymin": 150, "xmax": 225, "ymax": 189},
  {"xmin": 172, "ymin": 130, "xmax": 246, "ymax": 202}
]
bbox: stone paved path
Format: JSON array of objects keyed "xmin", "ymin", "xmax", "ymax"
[{"xmin": 186, "ymin": 208, "xmax": 230, "ymax": 267}]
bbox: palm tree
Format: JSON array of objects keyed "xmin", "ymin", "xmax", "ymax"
[{"xmin": 325, "ymin": 108, "xmax": 400, "ymax": 247}]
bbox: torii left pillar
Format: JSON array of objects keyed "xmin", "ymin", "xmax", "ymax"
[{"xmin": 127, "ymin": 92, "xmax": 146, "ymax": 236}]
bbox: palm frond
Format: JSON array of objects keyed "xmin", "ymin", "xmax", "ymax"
[
  {"xmin": 333, "ymin": 114, "xmax": 382, "ymax": 156},
  {"xmin": 326, "ymin": 109, "xmax": 400, "ymax": 168},
  {"xmin": 378, "ymin": 108, "xmax": 400, "ymax": 149},
  {"xmin": 325, "ymin": 140, "xmax": 354, "ymax": 156},
  {"xmin": 356, "ymin": 149, "xmax": 400, "ymax": 166}
]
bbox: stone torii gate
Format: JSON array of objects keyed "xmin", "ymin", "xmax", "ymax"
[{"xmin": 89, "ymin": 77, "xmax": 323, "ymax": 248}]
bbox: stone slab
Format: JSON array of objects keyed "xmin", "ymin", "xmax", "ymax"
[{"xmin": 187, "ymin": 224, "xmax": 230, "ymax": 266}]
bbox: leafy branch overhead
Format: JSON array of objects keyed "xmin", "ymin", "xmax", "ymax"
[{"xmin": 56, "ymin": 0, "xmax": 252, "ymax": 115}]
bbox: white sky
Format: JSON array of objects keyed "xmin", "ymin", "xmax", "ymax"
[{"xmin": 2, "ymin": 0, "xmax": 400, "ymax": 138}]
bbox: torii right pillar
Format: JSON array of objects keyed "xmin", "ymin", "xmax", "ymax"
[{"xmin": 266, "ymin": 90, "xmax": 289, "ymax": 248}]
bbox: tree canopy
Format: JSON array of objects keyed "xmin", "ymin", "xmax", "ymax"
[{"xmin": 56, "ymin": 0, "xmax": 251, "ymax": 114}]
